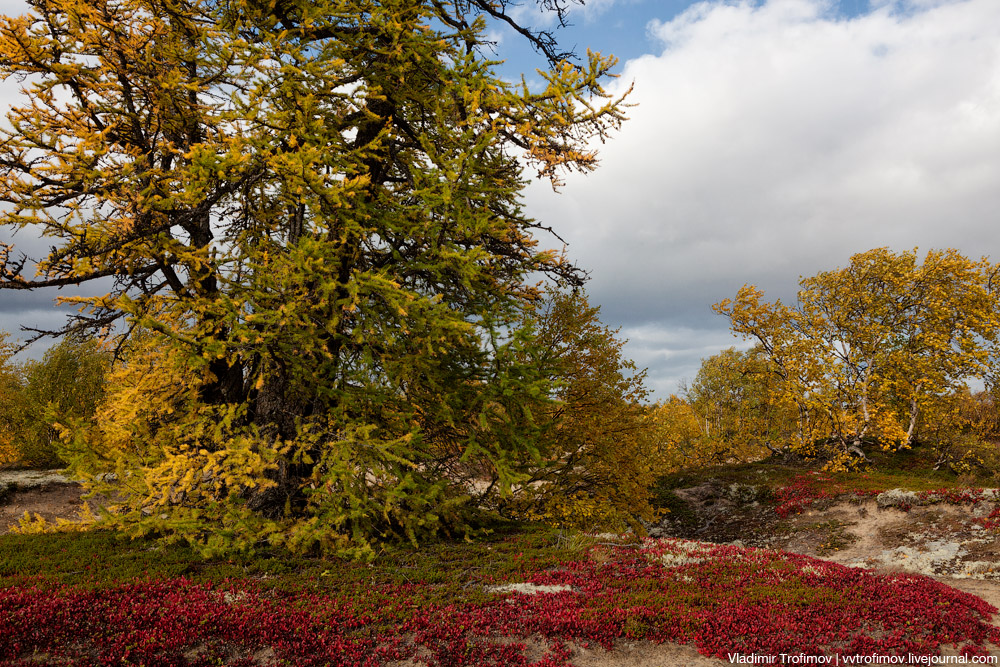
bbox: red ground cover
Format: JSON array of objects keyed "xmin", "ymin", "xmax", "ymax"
[{"xmin": 2, "ymin": 539, "xmax": 997, "ymax": 666}]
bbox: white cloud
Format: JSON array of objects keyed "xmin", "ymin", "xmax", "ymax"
[
  {"xmin": 0, "ymin": 0, "xmax": 26, "ymax": 15},
  {"xmin": 525, "ymin": 0, "xmax": 1000, "ymax": 398},
  {"xmin": 0, "ymin": 1, "xmax": 30, "ymax": 131},
  {"xmin": 619, "ymin": 323, "xmax": 754, "ymax": 399},
  {"xmin": 507, "ymin": 2, "xmax": 561, "ymax": 31},
  {"xmin": 574, "ymin": 0, "xmax": 628, "ymax": 24}
]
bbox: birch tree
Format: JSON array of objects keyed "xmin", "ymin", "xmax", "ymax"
[{"xmin": 715, "ymin": 248, "xmax": 1000, "ymax": 462}]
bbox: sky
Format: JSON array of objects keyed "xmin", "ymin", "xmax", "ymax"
[
  {"xmin": 508, "ymin": 0, "xmax": 1000, "ymax": 398},
  {"xmin": 2, "ymin": 0, "xmax": 1000, "ymax": 401}
]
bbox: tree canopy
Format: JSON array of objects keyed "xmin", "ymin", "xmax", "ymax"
[
  {"xmin": 0, "ymin": 0, "xmax": 630, "ymax": 555},
  {"xmin": 715, "ymin": 248, "xmax": 1000, "ymax": 464},
  {"xmin": 0, "ymin": 332, "xmax": 111, "ymax": 468},
  {"xmin": 501, "ymin": 290, "xmax": 664, "ymax": 531},
  {"xmin": 685, "ymin": 347, "xmax": 797, "ymax": 462}
]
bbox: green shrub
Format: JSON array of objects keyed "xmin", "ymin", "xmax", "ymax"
[{"xmin": 0, "ymin": 334, "xmax": 110, "ymax": 469}]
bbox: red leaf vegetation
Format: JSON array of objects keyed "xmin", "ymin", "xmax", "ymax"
[{"xmin": 2, "ymin": 538, "xmax": 997, "ymax": 665}]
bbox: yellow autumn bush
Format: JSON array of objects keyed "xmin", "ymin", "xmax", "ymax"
[
  {"xmin": 502, "ymin": 292, "xmax": 670, "ymax": 532},
  {"xmin": 0, "ymin": 332, "xmax": 110, "ymax": 469}
]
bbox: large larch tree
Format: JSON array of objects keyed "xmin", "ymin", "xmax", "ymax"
[{"xmin": 0, "ymin": 0, "xmax": 629, "ymax": 555}]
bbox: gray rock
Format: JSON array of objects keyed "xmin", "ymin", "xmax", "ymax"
[
  {"xmin": 487, "ymin": 583, "xmax": 575, "ymax": 595},
  {"xmin": 0, "ymin": 469, "xmax": 73, "ymax": 490},
  {"xmin": 875, "ymin": 488, "xmax": 920, "ymax": 509},
  {"xmin": 724, "ymin": 483, "xmax": 762, "ymax": 504}
]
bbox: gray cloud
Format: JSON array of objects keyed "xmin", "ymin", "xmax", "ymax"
[
  {"xmin": 525, "ymin": 0, "xmax": 1000, "ymax": 398},
  {"xmin": 0, "ymin": 289, "xmax": 66, "ymax": 315}
]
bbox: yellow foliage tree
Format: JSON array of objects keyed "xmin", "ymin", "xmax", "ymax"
[
  {"xmin": 684, "ymin": 347, "xmax": 798, "ymax": 462},
  {"xmin": 645, "ymin": 396, "xmax": 715, "ymax": 468},
  {"xmin": 0, "ymin": 332, "xmax": 19, "ymax": 466},
  {"xmin": 0, "ymin": 332, "xmax": 110, "ymax": 469},
  {"xmin": 715, "ymin": 248, "xmax": 1000, "ymax": 462},
  {"xmin": 914, "ymin": 387, "xmax": 1000, "ymax": 475},
  {"xmin": 501, "ymin": 291, "xmax": 664, "ymax": 531}
]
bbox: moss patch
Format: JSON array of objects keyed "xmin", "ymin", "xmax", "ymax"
[{"xmin": 804, "ymin": 519, "xmax": 857, "ymax": 556}]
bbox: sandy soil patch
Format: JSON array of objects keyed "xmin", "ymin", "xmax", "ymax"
[
  {"xmin": 571, "ymin": 640, "xmax": 722, "ymax": 667},
  {"xmin": 386, "ymin": 638, "xmax": 723, "ymax": 667},
  {"xmin": 0, "ymin": 482, "xmax": 91, "ymax": 535},
  {"xmin": 779, "ymin": 499, "xmax": 1000, "ymax": 579}
]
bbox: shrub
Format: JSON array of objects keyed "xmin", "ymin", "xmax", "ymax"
[{"xmin": 0, "ymin": 334, "xmax": 111, "ymax": 469}]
